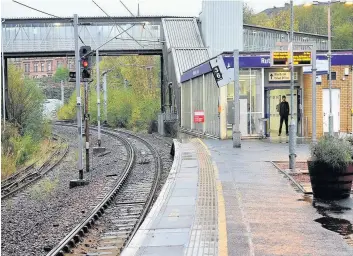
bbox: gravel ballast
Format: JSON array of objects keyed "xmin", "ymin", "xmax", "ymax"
[{"xmin": 1, "ymin": 125, "xmax": 174, "ymax": 256}]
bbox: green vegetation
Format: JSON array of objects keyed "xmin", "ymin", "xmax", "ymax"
[
  {"xmin": 310, "ymin": 136, "xmax": 352, "ymax": 170},
  {"xmin": 53, "ymin": 66, "xmax": 69, "ymax": 83},
  {"xmin": 29, "ymin": 177, "xmax": 59, "ymax": 200},
  {"xmin": 244, "ymin": 3, "xmax": 353, "ymax": 49},
  {"xmin": 1, "ymin": 65, "xmax": 52, "ymax": 179},
  {"xmin": 57, "ymin": 56, "xmax": 161, "ymax": 131}
]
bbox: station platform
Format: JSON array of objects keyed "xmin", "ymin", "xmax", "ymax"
[{"xmin": 122, "ymin": 138, "xmax": 353, "ymax": 256}]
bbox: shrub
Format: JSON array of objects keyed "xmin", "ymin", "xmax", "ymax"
[
  {"xmin": 1, "ymin": 153, "xmax": 16, "ymax": 179},
  {"xmin": 106, "ymin": 88, "xmax": 134, "ymax": 128},
  {"xmin": 310, "ymin": 136, "xmax": 352, "ymax": 170},
  {"xmin": 57, "ymin": 91, "xmax": 78, "ymax": 120},
  {"xmin": 10, "ymin": 134, "xmax": 39, "ymax": 166}
]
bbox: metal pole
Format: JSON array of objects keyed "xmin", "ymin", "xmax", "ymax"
[
  {"xmin": 289, "ymin": 0, "xmax": 296, "ymax": 170},
  {"xmin": 84, "ymin": 81, "xmax": 90, "ymax": 172},
  {"xmin": 233, "ymin": 49, "xmax": 241, "ymax": 148},
  {"xmin": 61, "ymin": 80, "xmax": 64, "ymax": 105},
  {"xmin": 74, "ymin": 14, "xmax": 84, "ymax": 180},
  {"xmin": 96, "ymin": 49, "xmax": 101, "ymax": 146},
  {"xmin": 103, "ymin": 73, "xmax": 107, "ymax": 124},
  {"xmin": 328, "ymin": 2, "xmax": 334, "ymax": 136},
  {"xmin": 312, "ymin": 45, "xmax": 317, "ymax": 143},
  {"xmin": 1, "ymin": 35, "xmax": 6, "ymax": 130}
]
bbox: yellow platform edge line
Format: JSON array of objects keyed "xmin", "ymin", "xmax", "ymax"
[
  {"xmin": 196, "ymin": 138, "xmax": 211, "ymax": 156},
  {"xmin": 196, "ymin": 138, "xmax": 228, "ymax": 256},
  {"xmin": 214, "ymin": 163, "xmax": 229, "ymax": 256}
]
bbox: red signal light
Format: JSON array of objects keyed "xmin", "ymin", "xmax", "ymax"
[{"xmin": 82, "ymin": 60, "xmax": 88, "ymax": 68}]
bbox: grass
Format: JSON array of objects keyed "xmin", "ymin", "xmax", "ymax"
[
  {"xmin": 1, "ymin": 137, "xmax": 60, "ymax": 180},
  {"xmin": 29, "ymin": 177, "xmax": 59, "ymax": 200}
]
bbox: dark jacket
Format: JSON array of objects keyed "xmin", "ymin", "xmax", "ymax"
[{"xmin": 279, "ymin": 101, "xmax": 289, "ymax": 117}]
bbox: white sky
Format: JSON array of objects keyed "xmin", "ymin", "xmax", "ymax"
[{"xmin": 0, "ymin": 0, "xmax": 307, "ymax": 18}]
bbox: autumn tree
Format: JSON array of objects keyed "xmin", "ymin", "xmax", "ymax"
[
  {"xmin": 7, "ymin": 65, "xmax": 45, "ymax": 139},
  {"xmin": 53, "ymin": 66, "xmax": 69, "ymax": 83},
  {"xmin": 243, "ymin": 3, "xmax": 353, "ymax": 49}
]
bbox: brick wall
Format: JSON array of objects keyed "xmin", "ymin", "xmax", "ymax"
[{"xmin": 303, "ymin": 65, "xmax": 353, "ymax": 138}]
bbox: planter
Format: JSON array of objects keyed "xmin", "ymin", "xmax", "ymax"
[{"xmin": 307, "ymin": 161, "xmax": 353, "ymax": 199}]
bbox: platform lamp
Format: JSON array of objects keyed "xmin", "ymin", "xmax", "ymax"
[{"xmin": 304, "ymin": 0, "xmax": 353, "ymax": 136}]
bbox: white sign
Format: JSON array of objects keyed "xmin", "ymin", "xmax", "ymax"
[
  {"xmin": 209, "ymin": 55, "xmax": 234, "ymax": 87},
  {"xmin": 269, "ymin": 72, "xmax": 298, "ymax": 82},
  {"xmin": 303, "ymin": 59, "xmax": 329, "ymax": 74},
  {"xmin": 316, "ymin": 75, "xmax": 322, "ymax": 83}
]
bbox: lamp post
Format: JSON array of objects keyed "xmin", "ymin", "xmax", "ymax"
[
  {"xmin": 305, "ymin": 0, "xmax": 352, "ymax": 136},
  {"xmin": 288, "ymin": 0, "xmax": 296, "ymax": 170}
]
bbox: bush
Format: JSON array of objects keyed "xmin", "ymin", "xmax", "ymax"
[
  {"xmin": 57, "ymin": 91, "xmax": 78, "ymax": 120},
  {"xmin": 310, "ymin": 136, "xmax": 352, "ymax": 170},
  {"xmin": 106, "ymin": 88, "xmax": 134, "ymax": 128},
  {"xmin": 10, "ymin": 134, "xmax": 39, "ymax": 165},
  {"xmin": 2, "ymin": 65, "xmax": 52, "ymax": 178},
  {"xmin": 1, "ymin": 153, "xmax": 16, "ymax": 179}
]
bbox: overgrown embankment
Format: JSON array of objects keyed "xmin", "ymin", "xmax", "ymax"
[
  {"xmin": 1, "ymin": 65, "xmax": 54, "ymax": 179},
  {"xmin": 57, "ymin": 56, "xmax": 161, "ymax": 131}
]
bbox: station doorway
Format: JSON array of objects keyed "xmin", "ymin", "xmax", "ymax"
[{"xmin": 265, "ymin": 88, "xmax": 301, "ymax": 137}]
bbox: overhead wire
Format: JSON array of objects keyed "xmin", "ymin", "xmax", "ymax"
[
  {"xmin": 11, "ymin": 0, "xmax": 161, "ymax": 58},
  {"xmin": 119, "ymin": 0, "xmax": 155, "ymax": 38},
  {"xmin": 92, "ymin": 0, "xmax": 143, "ymax": 47},
  {"xmin": 12, "ymin": 0, "xmax": 87, "ymax": 46},
  {"xmin": 12, "ymin": 0, "xmax": 63, "ymax": 19}
]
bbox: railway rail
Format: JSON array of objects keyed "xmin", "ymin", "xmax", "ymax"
[
  {"xmin": 47, "ymin": 122, "xmax": 163, "ymax": 256},
  {"xmin": 1, "ymin": 134, "xmax": 69, "ymax": 200}
]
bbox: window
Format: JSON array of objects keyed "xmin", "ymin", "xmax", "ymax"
[
  {"xmin": 41, "ymin": 62, "xmax": 45, "ymax": 72},
  {"xmin": 327, "ymin": 72, "xmax": 337, "ymax": 81},
  {"xmin": 47, "ymin": 61, "xmax": 52, "ymax": 71},
  {"xmin": 24, "ymin": 63, "xmax": 30, "ymax": 72},
  {"xmin": 57, "ymin": 61, "xmax": 62, "ymax": 68},
  {"xmin": 34, "ymin": 63, "xmax": 38, "ymax": 72}
]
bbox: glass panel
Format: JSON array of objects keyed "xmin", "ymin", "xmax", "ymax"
[{"xmin": 227, "ymin": 68, "xmax": 263, "ymax": 136}]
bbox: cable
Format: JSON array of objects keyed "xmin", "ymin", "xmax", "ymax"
[
  {"xmin": 84, "ymin": 24, "xmax": 136, "ymax": 58},
  {"xmin": 12, "ymin": 0, "xmax": 66, "ymax": 19},
  {"xmin": 92, "ymin": 0, "xmax": 143, "ymax": 47},
  {"xmin": 78, "ymin": 36, "xmax": 86, "ymax": 46},
  {"xmin": 119, "ymin": 0, "xmax": 154, "ymax": 38},
  {"xmin": 119, "ymin": 0, "xmax": 135, "ymax": 16},
  {"xmin": 12, "ymin": 0, "xmax": 88, "ymax": 46}
]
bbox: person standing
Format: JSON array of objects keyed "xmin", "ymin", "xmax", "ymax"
[{"xmin": 279, "ymin": 95, "xmax": 290, "ymax": 136}]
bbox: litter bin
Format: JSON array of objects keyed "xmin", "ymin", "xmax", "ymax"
[{"xmin": 258, "ymin": 118, "xmax": 268, "ymax": 138}]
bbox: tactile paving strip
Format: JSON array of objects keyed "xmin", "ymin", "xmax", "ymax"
[{"xmin": 184, "ymin": 139, "xmax": 218, "ymax": 256}]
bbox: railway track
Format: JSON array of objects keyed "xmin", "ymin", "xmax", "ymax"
[
  {"xmin": 1, "ymin": 134, "xmax": 69, "ymax": 200},
  {"xmin": 48, "ymin": 122, "xmax": 162, "ymax": 256}
]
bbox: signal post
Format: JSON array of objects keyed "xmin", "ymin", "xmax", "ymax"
[{"xmin": 69, "ymin": 14, "xmax": 89, "ymax": 188}]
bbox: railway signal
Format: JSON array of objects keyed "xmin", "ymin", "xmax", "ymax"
[{"xmin": 79, "ymin": 46, "xmax": 92, "ymax": 79}]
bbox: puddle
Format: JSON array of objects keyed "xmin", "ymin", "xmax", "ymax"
[
  {"xmin": 315, "ymin": 216, "xmax": 353, "ymax": 237},
  {"xmin": 303, "ymin": 195, "xmax": 353, "ymax": 247}
]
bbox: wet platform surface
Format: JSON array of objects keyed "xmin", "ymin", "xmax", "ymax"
[
  {"xmin": 122, "ymin": 139, "xmax": 219, "ymax": 256},
  {"xmin": 123, "ymin": 138, "xmax": 352, "ymax": 255},
  {"xmin": 205, "ymin": 139, "xmax": 353, "ymax": 256}
]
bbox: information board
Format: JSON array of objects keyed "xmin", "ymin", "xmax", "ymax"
[
  {"xmin": 293, "ymin": 51, "xmax": 312, "ymax": 66},
  {"xmin": 269, "ymin": 72, "xmax": 298, "ymax": 82},
  {"xmin": 271, "ymin": 51, "xmax": 312, "ymax": 67}
]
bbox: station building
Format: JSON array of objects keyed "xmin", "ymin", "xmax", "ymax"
[{"xmin": 179, "ymin": 51, "xmax": 353, "ymax": 140}]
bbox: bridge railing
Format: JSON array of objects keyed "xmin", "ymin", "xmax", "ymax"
[{"xmin": 2, "ymin": 23, "xmax": 163, "ymax": 53}]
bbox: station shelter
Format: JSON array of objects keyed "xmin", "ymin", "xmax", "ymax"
[{"xmin": 179, "ymin": 51, "xmax": 353, "ymax": 140}]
